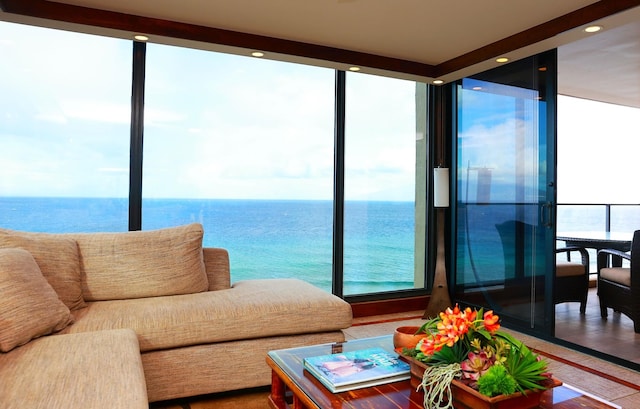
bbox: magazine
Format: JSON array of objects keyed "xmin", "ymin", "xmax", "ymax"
[{"xmin": 302, "ymin": 347, "xmax": 410, "ymax": 393}]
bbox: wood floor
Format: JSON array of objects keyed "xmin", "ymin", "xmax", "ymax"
[{"xmin": 151, "ymin": 297, "xmax": 640, "ymax": 408}]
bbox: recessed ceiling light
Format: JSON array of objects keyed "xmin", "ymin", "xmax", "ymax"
[
  {"xmin": 133, "ymin": 35, "xmax": 149, "ymax": 41},
  {"xmin": 496, "ymin": 57, "xmax": 509, "ymax": 63},
  {"xmin": 251, "ymin": 51, "xmax": 265, "ymax": 57},
  {"xmin": 433, "ymin": 79, "xmax": 444, "ymax": 85},
  {"xmin": 584, "ymin": 25, "xmax": 603, "ymax": 33},
  {"xmin": 349, "ymin": 66, "xmax": 361, "ymax": 72}
]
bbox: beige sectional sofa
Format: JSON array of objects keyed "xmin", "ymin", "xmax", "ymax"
[{"xmin": 0, "ymin": 223, "xmax": 352, "ymax": 407}]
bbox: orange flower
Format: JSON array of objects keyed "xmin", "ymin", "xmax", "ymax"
[
  {"xmin": 436, "ymin": 327, "xmax": 460, "ymax": 347},
  {"xmin": 463, "ymin": 307, "xmax": 477, "ymax": 323},
  {"xmin": 483, "ymin": 310, "xmax": 500, "ymax": 332},
  {"xmin": 418, "ymin": 336, "xmax": 442, "ymax": 355},
  {"xmin": 433, "ymin": 304, "xmax": 477, "ymax": 346}
]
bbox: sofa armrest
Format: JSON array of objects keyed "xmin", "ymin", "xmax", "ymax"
[{"xmin": 203, "ymin": 247, "xmax": 231, "ymax": 290}]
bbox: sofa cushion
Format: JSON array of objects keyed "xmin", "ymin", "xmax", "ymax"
[
  {"xmin": 0, "ymin": 248, "xmax": 74, "ymax": 352},
  {"xmin": 556, "ymin": 261, "xmax": 586, "ymax": 277},
  {"xmin": 0, "ymin": 329, "xmax": 148, "ymax": 409},
  {"xmin": 600, "ymin": 267, "xmax": 630, "ymax": 286},
  {"xmin": 0, "ymin": 230, "xmax": 86, "ymax": 310},
  {"xmin": 69, "ymin": 223, "xmax": 208, "ymax": 301},
  {"xmin": 142, "ymin": 332, "xmax": 346, "ymax": 402},
  {"xmin": 62, "ymin": 278, "xmax": 353, "ymax": 352}
]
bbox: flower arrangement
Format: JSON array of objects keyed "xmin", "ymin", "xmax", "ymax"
[{"xmin": 401, "ymin": 304, "xmax": 552, "ymax": 409}]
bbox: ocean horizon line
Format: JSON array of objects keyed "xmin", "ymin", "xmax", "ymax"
[{"xmin": 1, "ymin": 196, "xmax": 414, "ymax": 204}]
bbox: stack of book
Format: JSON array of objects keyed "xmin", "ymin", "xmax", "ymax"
[{"xmin": 302, "ymin": 347, "xmax": 410, "ymax": 393}]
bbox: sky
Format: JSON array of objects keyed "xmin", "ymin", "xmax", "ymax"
[
  {"xmin": 0, "ymin": 20, "xmax": 416, "ymax": 201},
  {"xmin": 1, "ymin": 20, "xmax": 639, "ymax": 204},
  {"xmin": 557, "ymin": 95, "xmax": 640, "ymax": 204}
]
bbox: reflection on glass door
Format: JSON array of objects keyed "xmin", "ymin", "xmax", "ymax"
[{"xmin": 454, "ymin": 52, "xmax": 556, "ymax": 333}]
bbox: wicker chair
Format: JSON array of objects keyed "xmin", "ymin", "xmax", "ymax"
[
  {"xmin": 555, "ymin": 246, "xmax": 590, "ymax": 313},
  {"xmin": 596, "ymin": 230, "xmax": 640, "ymax": 333},
  {"xmin": 496, "ymin": 221, "xmax": 590, "ymax": 313}
]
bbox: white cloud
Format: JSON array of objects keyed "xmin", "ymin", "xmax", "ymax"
[
  {"xmin": 60, "ymin": 100, "xmax": 131, "ymax": 124},
  {"xmin": 1, "ymin": 21, "xmax": 418, "ymax": 201},
  {"xmin": 35, "ymin": 113, "xmax": 68, "ymax": 124}
]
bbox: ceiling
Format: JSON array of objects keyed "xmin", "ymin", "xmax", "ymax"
[
  {"xmin": 48, "ymin": 0, "xmax": 608, "ymax": 64},
  {"xmin": 1, "ymin": 0, "xmax": 639, "ymax": 107},
  {"xmin": 558, "ymin": 17, "xmax": 640, "ymax": 108}
]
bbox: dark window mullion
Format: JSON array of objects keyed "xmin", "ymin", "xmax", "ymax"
[
  {"xmin": 332, "ymin": 70, "xmax": 346, "ymax": 297},
  {"xmin": 129, "ymin": 41, "xmax": 146, "ymax": 231}
]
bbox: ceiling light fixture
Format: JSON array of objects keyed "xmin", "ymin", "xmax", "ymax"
[
  {"xmin": 433, "ymin": 79, "xmax": 444, "ymax": 85},
  {"xmin": 349, "ymin": 66, "xmax": 361, "ymax": 72},
  {"xmin": 133, "ymin": 35, "xmax": 149, "ymax": 41},
  {"xmin": 584, "ymin": 25, "xmax": 603, "ymax": 33},
  {"xmin": 496, "ymin": 57, "xmax": 509, "ymax": 63},
  {"xmin": 251, "ymin": 51, "xmax": 265, "ymax": 57}
]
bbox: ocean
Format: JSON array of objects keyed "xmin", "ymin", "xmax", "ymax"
[
  {"xmin": 2, "ymin": 197, "xmax": 639, "ymax": 294},
  {"xmin": 0, "ymin": 197, "xmax": 416, "ymax": 295}
]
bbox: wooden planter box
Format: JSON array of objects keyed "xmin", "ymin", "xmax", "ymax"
[{"xmin": 409, "ymin": 358, "xmax": 561, "ymax": 409}]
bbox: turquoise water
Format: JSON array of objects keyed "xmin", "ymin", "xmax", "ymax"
[
  {"xmin": 3, "ymin": 197, "xmax": 638, "ymax": 294},
  {"xmin": 0, "ymin": 197, "xmax": 416, "ymax": 294}
]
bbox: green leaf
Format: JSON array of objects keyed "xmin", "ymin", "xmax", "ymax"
[
  {"xmin": 475, "ymin": 328, "xmax": 492, "ymax": 341},
  {"xmin": 501, "ymin": 345, "xmax": 548, "ymax": 393},
  {"xmin": 427, "ymin": 341, "xmax": 470, "ymax": 365},
  {"xmin": 416, "ymin": 316, "xmax": 439, "ymax": 334}
]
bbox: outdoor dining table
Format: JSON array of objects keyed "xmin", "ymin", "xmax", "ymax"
[{"xmin": 557, "ymin": 231, "xmax": 632, "ymax": 268}]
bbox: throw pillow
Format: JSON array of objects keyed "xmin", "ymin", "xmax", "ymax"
[
  {"xmin": 0, "ymin": 230, "xmax": 85, "ymax": 310},
  {"xmin": 0, "ymin": 248, "xmax": 74, "ymax": 352},
  {"xmin": 69, "ymin": 223, "xmax": 208, "ymax": 301}
]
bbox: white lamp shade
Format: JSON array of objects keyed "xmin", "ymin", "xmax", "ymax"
[{"xmin": 433, "ymin": 168, "xmax": 449, "ymax": 208}]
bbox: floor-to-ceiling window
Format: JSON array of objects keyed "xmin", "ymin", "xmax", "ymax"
[
  {"xmin": 142, "ymin": 43, "xmax": 336, "ymax": 290},
  {"xmin": 343, "ymin": 73, "xmax": 423, "ymax": 295},
  {"xmin": 0, "ymin": 22, "xmax": 131, "ymax": 233},
  {"xmin": 0, "ymin": 21, "xmax": 431, "ymax": 296}
]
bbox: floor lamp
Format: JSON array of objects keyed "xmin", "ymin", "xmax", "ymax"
[{"xmin": 423, "ymin": 167, "xmax": 452, "ymax": 318}]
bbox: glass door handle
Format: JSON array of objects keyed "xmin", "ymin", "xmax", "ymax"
[{"xmin": 540, "ymin": 202, "xmax": 553, "ymax": 228}]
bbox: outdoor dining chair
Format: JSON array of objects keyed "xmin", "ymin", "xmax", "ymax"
[
  {"xmin": 496, "ymin": 220, "xmax": 590, "ymax": 313},
  {"xmin": 597, "ymin": 230, "xmax": 640, "ymax": 333}
]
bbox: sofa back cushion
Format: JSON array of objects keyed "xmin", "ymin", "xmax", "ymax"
[
  {"xmin": 0, "ymin": 248, "xmax": 74, "ymax": 352},
  {"xmin": 0, "ymin": 230, "xmax": 86, "ymax": 311},
  {"xmin": 69, "ymin": 223, "xmax": 208, "ymax": 301}
]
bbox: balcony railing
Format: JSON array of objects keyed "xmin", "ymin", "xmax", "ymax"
[
  {"xmin": 557, "ymin": 203, "xmax": 640, "ymax": 233},
  {"xmin": 557, "ymin": 203, "xmax": 639, "ymax": 273}
]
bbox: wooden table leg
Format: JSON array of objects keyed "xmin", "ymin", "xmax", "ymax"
[
  {"xmin": 292, "ymin": 394, "xmax": 306, "ymax": 409},
  {"xmin": 269, "ymin": 370, "xmax": 288, "ymax": 409}
]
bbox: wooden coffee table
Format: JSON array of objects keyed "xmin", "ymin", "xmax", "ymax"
[{"xmin": 266, "ymin": 335, "xmax": 621, "ymax": 409}]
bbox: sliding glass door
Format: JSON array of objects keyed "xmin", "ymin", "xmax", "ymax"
[{"xmin": 453, "ymin": 51, "xmax": 557, "ymax": 334}]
